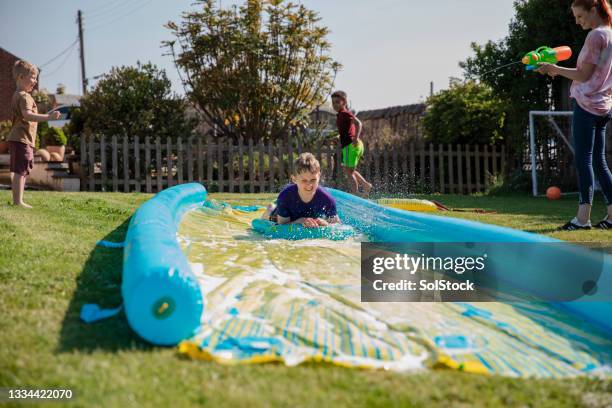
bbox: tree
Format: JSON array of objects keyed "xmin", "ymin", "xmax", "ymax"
[
  {"xmin": 165, "ymin": 0, "xmax": 340, "ymax": 141},
  {"xmin": 460, "ymin": 0, "xmax": 586, "ymax": 167},
  {"xmin": 79, "ymin": 62, "xmax": 194, "ymax": 140},
  {"xmin": 423, "ymin": 81, "xmax": 506, "ymax": 145}
]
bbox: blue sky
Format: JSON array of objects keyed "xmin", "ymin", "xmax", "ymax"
[{"xmin": 0, "ymin": 0, "xmax": 515, "ymax": 110}]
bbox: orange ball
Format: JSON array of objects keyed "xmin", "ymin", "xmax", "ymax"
[{"xmin": 546, "ymin": 186, "xmax": 562, "ymax": 200}]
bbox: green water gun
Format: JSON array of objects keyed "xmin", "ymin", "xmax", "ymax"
[{"xmin": 522, "ymin": 46, "xmax": 572, "ymax": 71}]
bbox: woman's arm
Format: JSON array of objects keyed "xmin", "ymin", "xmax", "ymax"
[{"xmin": 537, "ymin": 62, "xmax": 596, "ymax": 83}]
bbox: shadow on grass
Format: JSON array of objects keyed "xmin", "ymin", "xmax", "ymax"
[{"xmin": 56, "ymin": 218, "xmax": 152, "ymax": 353}]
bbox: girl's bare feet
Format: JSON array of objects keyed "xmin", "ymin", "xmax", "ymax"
[{"xmin": 362, "ymin": 182, "xmax": 373, "ymax": 197}]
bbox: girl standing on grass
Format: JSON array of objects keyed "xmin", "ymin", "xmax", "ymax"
[{"xmin": 538, "ymin": 0, "xmax": 612, "ymax": 230}]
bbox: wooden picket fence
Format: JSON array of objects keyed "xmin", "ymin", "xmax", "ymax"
[{"xmin": 79, "ymin": 134, "xmax": 505, "ymax": 194}]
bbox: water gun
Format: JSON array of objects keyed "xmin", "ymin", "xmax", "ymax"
[{"xmin": 522, "ymin": 46, "xmax": 572, "ymax": 70}]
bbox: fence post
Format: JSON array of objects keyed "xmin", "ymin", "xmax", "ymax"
[
  {"xmin": 465, "ymin": 144, "xmax": 472, "ymax": 194},
  {"xmin": 248, "ymin": 137, "xmax": 255, "ymax": 193},
  {"xmin": 134, "ymin": 135, "xmax": 140, "ymax": 192},
  {"xmin": 145, "ymin": 136, "xmax": 152, "ymax": 193},
  {"xmin": 483, "ymin": 144, "xmax": 490, "ymax": 189},
  {"xmin": 429, "ymin": 144, "xmax": 435, "ymax": 193},
  {"xmin": 419, "ymin": 143, "xmax": 425, "ymax": 192},
  {"xmin": 447, "ymin": 144, "xmax": 454, "ymax": 194},
  {"xmin": 474, "ymin": 145, "xmax": 481, "ymax": 192},
  {"xmin": 155, "ymin": 137, "xmax": 162, "ymax": 192},
  {"xmin": 492, "ymin": 144, "xmax": 498, "ymax": 179},
  {"xmin": 207, "ymin": 134, "xmax": 213, "ymax": 191},
  {"xmin": 287, "ymin": 132, "xmax": 294, "ymax": 176},
  {"xmin": 177, "ymin": 136, "xmax": 183, "ymax": 185},
  {"xmin": 167, "ymin": 137, "xmax": 174, "ymax": 188},
  {"xmin": 80, "ymin": 135, "xmax": 87, "ymax": 191},
  {"xmin": 409, "ymin": 142, "xmax": 416, "ymax": 180},
  {"xmin": 238, "ymin": 136, "xmax": 245, "ymax": 193},
  {"xmin": 123, "ymin": 136, "xmax": 129, "ymax": 192},
  {"xmin": 258, "ymin": 138, "xmax": 265, "ymax": 193},
  {"xmin": 217, "ymin": 137, "xmax": 224, "ymax": 192},
  {"xmin": 100, "ymin": 135, "xmax": 106, "ymax": 192},
  {"xmin": 278, "ymin": 138, "xmax": 285, "ymax": 188},
  {"xmin": 112, "ymin": 135, "xmax": 118, "ymax": 192},
  {"xmin": 187, "ymin": 136, "xmax": 194, "ymax": 183},
  {"xmin": 438, "ymin": 144, "xmax": 445, "ymax": 194},
  {"xmin": 501, "ymin": 145, "xmax": 506, "ymax": 177},
  {"xmin": 197, "ymin": 137, "xmax": 204, "ymax": 184},
  {"xmin": 229, "ymin": 138, "xmax": 235, "ymax": 193},
  {"xmin": 89, "ymin": 134, "xmax": 95, "ymax": 192},
  {"xmin": 456, "ymin": 144, "xmax": 463, "ymax": 194},
  {"xmin": 383, "ymin": 147, "xmax": 390, "ymax": 191},
  {"xmin": 374, "ymin": 144, "xmax": 381, "ymax": 190}
]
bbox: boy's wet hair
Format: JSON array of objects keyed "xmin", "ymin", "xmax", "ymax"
[
  {"xmin": 331, "ymin": 90, "xmax": 347, "ymax": 101},
  {"xmin": 13, "ymin": 60, "xmax": 38, "ymax": 81},
  {"xmin": 293, "ymin": 153, "xmax": 321, "ymax": 175}
]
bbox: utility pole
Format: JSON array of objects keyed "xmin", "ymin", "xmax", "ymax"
[
  {"xmin": 430, "ymin": 81, "xmax": 434, "ymax": 97},
  {"xmin": 77, "ymin": 10, "xmax": 87, "ymax": 95}
]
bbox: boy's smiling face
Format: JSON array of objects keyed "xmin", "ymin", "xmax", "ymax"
[
  {"xmin": 292, "ymin": 170, "xmax": 320, "ymax": 201},
  {"xmin": 17, "ymin": 71, "xmax": 38, "ymax": 92}
]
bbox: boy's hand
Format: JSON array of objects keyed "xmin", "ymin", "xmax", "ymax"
[
  {"xmin": 315, "ymin": 218, "xmax": 329, "ymax": 227},
  {"xmin": 47, "ymin": 111, "xmax": 61, "ymax": 120},
  {"xmin": 301, "ymin": 218, "xmax": 319, "ymax": 228},
  {"xmin": 351, "ymin": 136, "xmax": 360, "ymax": 147}
]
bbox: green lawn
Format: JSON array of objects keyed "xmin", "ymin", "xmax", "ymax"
[{"xmin": 0, "ymin": 190, "xmax": 611, "ymax": 407}]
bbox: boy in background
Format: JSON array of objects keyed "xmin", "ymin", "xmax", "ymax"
[
  {"xmin": 331, "ymin": 90, "xmax": 372, "ymax": 197},
  {"xmin": 7, "ymin": 60, "xmax": 60, "ymax": 208}
]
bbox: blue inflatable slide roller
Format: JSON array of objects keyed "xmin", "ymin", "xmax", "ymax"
[{"xmin": 122, "ymin": 183, "xmax": 207, "ymax": 345}]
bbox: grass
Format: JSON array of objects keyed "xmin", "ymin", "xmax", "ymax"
[{"xmin": 0, "ymin": 190, "xmax": 611, "ymax": 407}]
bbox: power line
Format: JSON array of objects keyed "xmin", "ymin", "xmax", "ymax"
[
  {"xmin": 40, "ymin": 42, "xmax": 78, "ymax": 78},
  {"xmin": 87, "ymin": 0, "xmax": 153, "ymax": 31},
  {"xmin": 38, "ymin": 38, "xmax": 79, "ymax": 69},
  {"xmin": 84, "ymin": 0, "xmax": 127, "ymax": 19},
  {"xmin": 85, "ymin": 0, "xmax": 150, "ymax": 23}
]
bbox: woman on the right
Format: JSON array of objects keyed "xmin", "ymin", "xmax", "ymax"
[{"xmin": 538, "ymin": 0, "xmax": 612, "ymax": 230}]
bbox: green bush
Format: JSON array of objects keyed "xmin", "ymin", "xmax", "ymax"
[
  {"xmin": 423, "ymin": 81, "xmax": 505, "ymax": 145},
  {"xmin": 62, "ymin": 106, "xmax": 83, "ymax": 152},
  {"xmin": 44, "ymin": 127, "xmax": 67, "ymax": 146},
  {"xmin": 0, "ymin": 121, "xmax": 11, "ymax": 141}
]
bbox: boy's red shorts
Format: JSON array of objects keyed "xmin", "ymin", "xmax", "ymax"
[{"xmin": 9, "ymin": 141, "xmax": 34, "ymax": 176}]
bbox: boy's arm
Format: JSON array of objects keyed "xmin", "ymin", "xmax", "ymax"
[
  {"xmin": 22, "ymin": 108, "xmax": 60, "ymax": 123},
  {"xmin": 327, "ymin": 215, "xmax": 341, "ymax": 224},
  {"xmin": 286, "ymin": 217, "xmax": 319, "ymax": 228},
  {"xmin": 351, "ymin": 117, "xmax": 362, "ymax": 140},
  {"xmin": 277, "ymin": 215, "xmax": 291, "ymax": 225}
]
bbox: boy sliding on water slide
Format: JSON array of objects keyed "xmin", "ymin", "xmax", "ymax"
[
  {"xmin": 262, "ymin": 153, "xmax": 341, "ymax": 228},
  {"xmin": 331, "ymin": 90, "xmax": 372, "ymax": 197}
]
